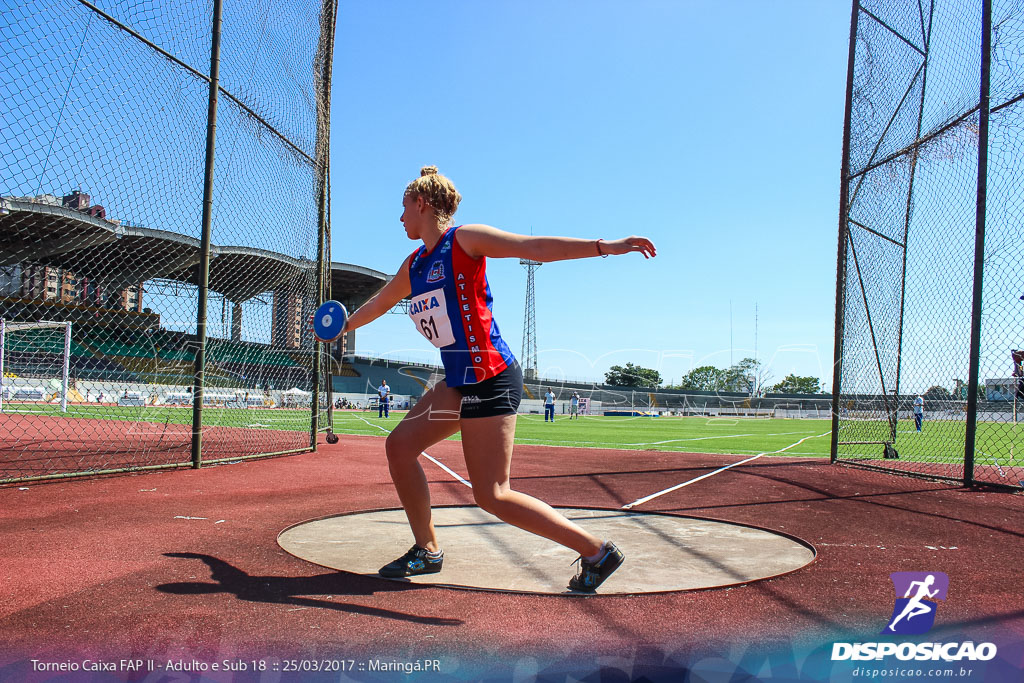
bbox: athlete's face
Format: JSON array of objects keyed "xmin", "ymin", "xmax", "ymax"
[{"xmin": 400, "ymin": 194, "xmax": 429, "ymax": 240}]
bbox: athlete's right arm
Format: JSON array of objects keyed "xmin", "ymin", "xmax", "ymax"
[{"xmin": 343, "ymin": 255, "xmax": 412, "ymax": 333}]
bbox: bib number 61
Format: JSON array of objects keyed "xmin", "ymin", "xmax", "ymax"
[{"xmin": 420, "ymin": 316, "xmax": 440, "ymax": 340}]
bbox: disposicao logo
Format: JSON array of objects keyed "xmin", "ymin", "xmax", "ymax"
[{"xmin": 831, "ymin": 572, "xmax": 997, "ymax": 662}]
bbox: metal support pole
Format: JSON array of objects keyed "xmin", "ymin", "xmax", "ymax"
[
  {"xmin": 0, "ymin": 319, "xmax": 5, "ymax": 413},
  {"xmin": 893, "ymin": 4, "xmax": 934, "ymax": 443},
  {"xmin": 310, "ymin": 203, "xmax": 325, "ymax": 450},
  {"xmin": 831, "ymin": 0, "xmax": 861, "ymax": 464},
  {"xmin": 191, "ymin": 0, "xmax": 223, "ymax": 469},
  {"xmin": 309, "ymin": 0, "xmax": 337, "ymax": 450},
  {"xmin": 61, "ymin": 322, "xmax": 71, "ymax": 413},
  {"xmin": 964, "ymin": 0, "xmax": 993, "ymax": 487},
  {"xmin": 323, "ymin": 196, "xmax": 335, "ymax": 439}
]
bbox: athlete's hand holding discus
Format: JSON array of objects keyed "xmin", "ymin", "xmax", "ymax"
[{"xmin": 340, "ymin": 166, "xmax": 653, "ymax": 593}]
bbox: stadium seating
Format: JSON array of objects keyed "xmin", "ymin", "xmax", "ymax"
[
  {"xmin": 0, "ymin": 324, "xmax": 317, "ymax": 388},
  {"xmin": 335, "ymin": 357, "xmax": 434, "ymax": 396},
  {"xmin": 70, "ymin": 355, "xmax": 138, "ymax": 382}
]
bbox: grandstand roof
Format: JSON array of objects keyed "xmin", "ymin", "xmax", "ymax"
[
  {"xmin": 329, "ymin": 261, "xmax": 391, "ymax": 307},
  {"xmin": 1, "ymin": 198, "xmax": 391, "ymax": 306}
]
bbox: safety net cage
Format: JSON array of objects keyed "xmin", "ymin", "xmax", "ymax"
[
  {"xmin": 0, "ymin": 0, "xmax": 337, "ymax": 483},
  {"xmin": 832, "ymin": 0, "xmax": 1024, "ymax": 489}
]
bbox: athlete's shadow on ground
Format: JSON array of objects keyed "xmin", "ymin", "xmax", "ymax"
[{"xmin": 157, "ymin": 552, "xmax": 462, "ymax": 626}]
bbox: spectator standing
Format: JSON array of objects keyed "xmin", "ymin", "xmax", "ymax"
[
  {"xmin": 378, "ymin": 380, "xmax": 391, "ymax": 418},
  {"xmin": 544, "ymin": 388, "xmax": 556, "ymax": 422},
  {"xmin": 913, "ymin": 395, "xmax": 924, "ymax": 432}
]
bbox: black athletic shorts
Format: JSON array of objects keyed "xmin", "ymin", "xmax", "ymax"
[{"xmin": 455, "ymin": 361, "xmax": 523, "ymax": 419}]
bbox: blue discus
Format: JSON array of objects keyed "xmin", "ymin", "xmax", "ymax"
[{"xmin": 312, "ymin": 300, "xmax": 348, "ymax": 342}]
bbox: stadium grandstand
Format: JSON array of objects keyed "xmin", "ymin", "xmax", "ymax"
[{"xmin": 1, "ymin": 192, "xmax": 392, "ymax": 401}]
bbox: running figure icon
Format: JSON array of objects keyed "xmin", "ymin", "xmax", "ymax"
[{"xmin": 887, "ymin": 574, "xmax": 940, "ymax": 632}]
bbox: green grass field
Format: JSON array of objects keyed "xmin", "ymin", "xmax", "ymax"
[
  {"xmin": 333, "ymin": 411, "xmax": 834, "ymax": 456},
  {"xmin": 332, "ymin": 412, "xmax": 1024, "ymax": 466},
  {"xmin": 1, "ymin": 403, "xmax": 311, "ymax": 431},
  {"xmin": 840, "ymin": 419, "xmax": 1024, "ymax": 468},
  {"xmin": 6, "ymin": 404, "xmax": 1023, "ymax": 466}
]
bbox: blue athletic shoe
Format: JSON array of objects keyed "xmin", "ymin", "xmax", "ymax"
[
  {"xmin": 568, "ymin": 542, "xmax": 624, "ymax": 593},
  {"xmin": 379, "ymin": 545, "xmax": 443, "ymax": 578}
]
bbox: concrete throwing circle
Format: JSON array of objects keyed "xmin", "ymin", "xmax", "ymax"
[{"xmin": 279, "ymin": 506, "xmax": 815, "ymax": 595}]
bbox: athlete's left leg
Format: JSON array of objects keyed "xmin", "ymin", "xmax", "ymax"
[{"xmin": 459, "ymin": 413, "xmax": 603, "ymax": 557}]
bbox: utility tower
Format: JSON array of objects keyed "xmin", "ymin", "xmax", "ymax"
[{"xmin": 520, "ymin": 259, "xmax": 541, "ymax": 380}]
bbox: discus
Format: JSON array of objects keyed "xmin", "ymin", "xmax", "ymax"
[{"xmin": 312, "ymin": 300, "xmax": 348, "ymax": 342}]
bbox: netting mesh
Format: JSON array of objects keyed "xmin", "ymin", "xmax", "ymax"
[
  {"xmin": 0, "ymin": 0, "xmax": 336, "ymax": 482},
  {"xmin": 835, "ymin": 0, "xmax": 1024, "ymax": 488}
]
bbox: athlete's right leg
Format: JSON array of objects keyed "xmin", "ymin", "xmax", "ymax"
[{"xmin": 384, "ymin": 381, "xmax": 463, "ymax": 552}]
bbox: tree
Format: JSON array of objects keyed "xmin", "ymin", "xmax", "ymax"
[
  {"xmin": 951, "ymin": 379, "xmax": 985, "ymax": 400},
  {"xmin": 771, "ymin": 374, "xmax": 822, "ymax": 394},
  {"xmin": 723, "ymin": 358, "xmax": 771, "ymax": 395},
  {"xmin": 604, "ymin": 362, "xmax": 662, "ymax": 388},
  {"xmin": 674, "ymin": 365, "xmax": 727, "ymax": 391},
  {"xmin": 923, "ymin": 385, "xmax": 952, "ymax": 400}
]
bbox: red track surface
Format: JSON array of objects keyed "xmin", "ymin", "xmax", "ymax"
[
  {"xmin": 1, "ymin": 433, "xmax": 1022, "ymax": 680},
  {"xmin": 0, "ymin": 412, "xmax": 308, "ymax": 480}
]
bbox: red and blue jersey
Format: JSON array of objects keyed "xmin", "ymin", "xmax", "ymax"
[{"xmin": 407, "ymin": 226, "xmax": 515, "ymax": 387}]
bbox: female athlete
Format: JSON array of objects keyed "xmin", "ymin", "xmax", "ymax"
[{"xmin": 340, "ymin": 166, "xmax": 656, "ymax": 592}]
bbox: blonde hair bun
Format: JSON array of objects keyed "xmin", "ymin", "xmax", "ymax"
[{"xmin": 405, "ymin": 165, "xmax": 461, "ymax": 227}]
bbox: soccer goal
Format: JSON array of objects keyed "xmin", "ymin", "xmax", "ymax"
[{"xmin": 0, "ymin": 320, "xmax": 72, "ymax": 413}]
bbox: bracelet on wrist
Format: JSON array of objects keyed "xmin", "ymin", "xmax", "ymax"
[{"xmin": 596, "ymin": 239, "xmax": 609, "ymax": 258}]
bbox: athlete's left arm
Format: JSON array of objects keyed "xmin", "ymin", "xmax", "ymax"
[{"xmin": 456, "ymin": 224, "xmax": 656, "ymax": 262}]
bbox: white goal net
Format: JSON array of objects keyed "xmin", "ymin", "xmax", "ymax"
[{"xmin": 0, "ymin": 320, "xmax": 71, "ymax": 413}]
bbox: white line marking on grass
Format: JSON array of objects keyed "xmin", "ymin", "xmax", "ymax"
[
  {"xmin": 512, "ymin": 438, "xmax": 827, "ymax": 456},
  {"xmin": 621, "ymin": 430, "xmax": 831, "ymax": 510},
  {"xmin": 352, "ymin": 415, "xmax": 472, "ymax": 489},
  {"xmin": 611, "ymin": 430, "xmax": 813, "ymax": 448},
  {"xmin": 620, "ymin": 431, "xmax": 814, "ymax": 449},
  {"xmin": 516, "ymin": 437, "xmax": 702, "ymax": 449},
  {"xmin": 623, "ymin": 434, "xmax": 754, "ymax": 446}
]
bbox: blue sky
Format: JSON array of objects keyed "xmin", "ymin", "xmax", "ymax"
[{"xmin": 331, "ymin": 1, "xmax": 853, "ymax": 389}]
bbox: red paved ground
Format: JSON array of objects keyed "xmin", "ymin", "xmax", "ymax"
[
  {"xmin": 0, "ymin": 412, "xmax": 309, "ymax": 481},
  {"xmin": 1, "ymin": 434, "xmax": 1022, "ymax": 681}
]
